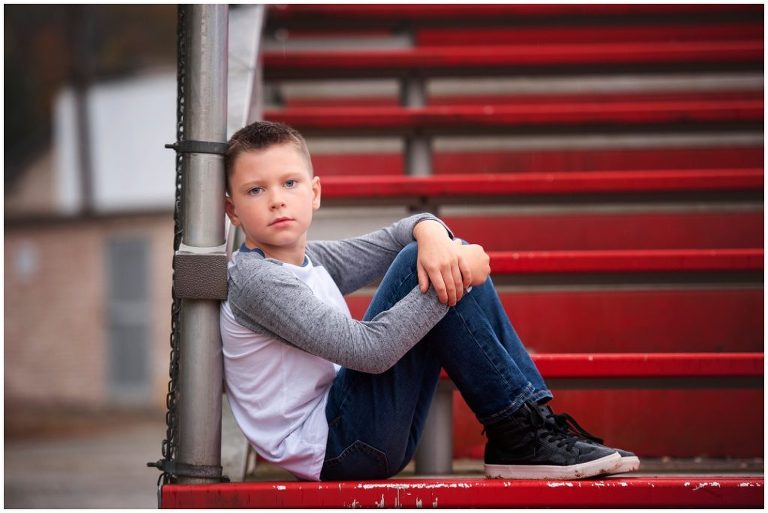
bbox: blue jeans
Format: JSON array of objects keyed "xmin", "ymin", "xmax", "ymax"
[{"xmin": 320, "ymin": 242, "xmax": 552, "ymax": 481}]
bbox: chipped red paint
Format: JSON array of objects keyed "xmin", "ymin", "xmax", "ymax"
[{"xmin": 161, "ymin": 477, "xmax": 763, "ymax": 508}]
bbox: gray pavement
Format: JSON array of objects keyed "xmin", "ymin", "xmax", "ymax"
[{"xmin": 5, "ymin": 414, "xmax": 165, "ymax": 509}]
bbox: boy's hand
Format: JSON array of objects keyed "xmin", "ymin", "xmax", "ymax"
[
  {"xmin": 413, "ymin": 221, "xmax": 471, "ymax": 306},
  {"xmin": 455, "ymin": 240, "xmax": 491, "ymax": 287}
]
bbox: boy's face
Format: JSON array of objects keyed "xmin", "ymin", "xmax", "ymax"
[{"xmin": 225, "ymin": 143, "xmax": 320, "ymax": 261}]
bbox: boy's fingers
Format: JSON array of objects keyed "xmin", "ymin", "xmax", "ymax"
[
  {"xmin": 443, "ymin": 267, "xmax": 458, "ymax": 306},
  {"xmin": 451, "ymin": 264, "xmax": 463, "ymax": 303},
  {"xmin": 430, "ymin": 271, "xmax": 448, "ymax": 304},
  {"xmin": 417, "ymin": 261, "xmax": 429, "ymax": 293},
  {"xmin": 459, "ymin": 257, "xmax": 472, "ymax": 289}
]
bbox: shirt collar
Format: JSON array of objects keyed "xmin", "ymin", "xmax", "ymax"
[{"xmin": 239, "ymin": 243, "xmax": 309, "ymax": 267}]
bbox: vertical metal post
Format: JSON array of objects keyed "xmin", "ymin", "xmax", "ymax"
[
  {"xmin": 403, "ymin": 71, "xmax": 452, "ymax": 476},
  {"xmin": 176, "ymin": 4, "xmax": 228, "ymax": 485},
  {"xmin": 401, "ymin": 75, "xmax": 432, "ymax": 177},
  {"xmin": 415, "ymin": 381, "xmax": 454, "ymax": 475}
]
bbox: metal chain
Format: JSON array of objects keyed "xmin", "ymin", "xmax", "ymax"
[
  {"xmin": 164, "ymin": 1, "xmax": 186, "ymax": 480},
  {"xmin": 150, "ymin": 5, "xmax": 186, "ymax": 488}
]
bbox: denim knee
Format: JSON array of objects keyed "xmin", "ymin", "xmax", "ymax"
[{"xmin": 394, "ymin": 241, "xmax": 419, "ymax": 268}]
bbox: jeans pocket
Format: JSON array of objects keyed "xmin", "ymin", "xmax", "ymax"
[{"xmin": 320, "ymin": 440, "xmax": 389, "ymax": 481}]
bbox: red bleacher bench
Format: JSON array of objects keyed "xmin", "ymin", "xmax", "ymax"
[
  {"xmin": 161, "ymin": 477, "xmax": 763, "ymax": 508},
  {"xmin": 287, "ymin": 91, "xmax": 762, "ymax": 110},
  {"xmin": 263, "ymin": 42, "xmax": 762, "ymax": 80},
  {"xmin": 529, "ymin": 352, "xmax": 763, "ymax": 379},
  {"xmin": 267, "ymin": 4, "xmax": 758, "ymax": 25},
  {"xmin": 320, "ymin": 169, "xmax": 763, "ymax": 201},
  {"xmin": 417, "ymin": 22, "xmax": 763, "ymax": 46},
  {"xmin": 434, "ymin": 353, "xmax": 765, "ymax": 382},
  {"xmin": 266, "ymin": 99, "xmax": 762, "ymax": 134},
  {"xmin": 487, "ymin": 248, "xmax": 762, "ymax": 274}
]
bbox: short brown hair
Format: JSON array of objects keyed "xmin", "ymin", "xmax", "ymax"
[{"xmin": 225, "ymin": 121, "xmax": 313, "ymax": 193}]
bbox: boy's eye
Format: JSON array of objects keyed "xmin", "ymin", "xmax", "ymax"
[
  {"xmin": 284, "ymin": 179, "xmax": 297, "ymax": 188},
  {"xmin": 247, "ymin": 187, "xmax": 264, "ymax": 195}
]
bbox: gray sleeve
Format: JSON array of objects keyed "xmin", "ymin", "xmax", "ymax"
[
  {"xmin": 306, "ymin": 213, "xmax": 453, "ymax": 295},
  {"xmin": 228, "ymin": 255, "xmax": 449, "ymax": 374}
]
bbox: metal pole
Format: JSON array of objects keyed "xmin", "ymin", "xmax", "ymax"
[
  {"xmin": 402, "ymin": 71, "xmax": 451, "ymax": 476},
  {"xmin": 402, "ymin": 75, "xmax": 432, "ymax": 177},
  {"xmin": 176, "ymin": 4, "xmax": 228, "ymax": 485},
  {"xmin": 415, "ymin": 380, "xmax": 454, "ymax": 475}
]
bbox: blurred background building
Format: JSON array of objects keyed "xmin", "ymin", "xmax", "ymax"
[{"xmin": 5, "ymin": 5, "xmax": 179, "ymax": 412}]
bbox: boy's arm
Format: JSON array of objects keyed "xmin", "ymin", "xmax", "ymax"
[
  {"xmin": 228, "ymin": 255, "xmax": 449, "ymax": 374},
  {"xmin": 306, "ymin": 213, "xmax": 453, "ymax": 295}
]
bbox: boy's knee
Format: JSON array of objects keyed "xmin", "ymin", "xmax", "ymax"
[{"xmin": 395, "ymin": 241, "xmax": 419, "ymax": 268}]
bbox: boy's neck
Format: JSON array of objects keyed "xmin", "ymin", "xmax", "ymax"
[{"xmin": 245, "ymin": 240, "xmax": 306, "ymax": 266}]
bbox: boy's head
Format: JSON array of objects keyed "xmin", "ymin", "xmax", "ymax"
[
  {"xmin": 225, "ymin": 121, "xmax": 313, "ymax": 194},
  {"xmin": 224, "ymin": 121, "xmax": 321, "ymax": 262}
]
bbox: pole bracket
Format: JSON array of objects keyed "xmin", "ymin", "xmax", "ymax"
[
  {"xmin": 173, "ymin": 243, "xmax": 228, "ymax": 300},
  {"xmin": 148, "ymin": 459, "xmax": 230, "ymax": 482},
  {"xmin": 165, "ymin": 140, "xmax": 228, "ymax": 155}
]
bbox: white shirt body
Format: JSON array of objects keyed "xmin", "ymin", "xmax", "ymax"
[{"xmin": 220, "ymin": 251, "xmax": 347, "ymax": 481}]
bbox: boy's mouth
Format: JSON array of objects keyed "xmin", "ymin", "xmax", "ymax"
[{"xmin": 269, "ymin": 217, "xmax": 294, "ymax": 226}]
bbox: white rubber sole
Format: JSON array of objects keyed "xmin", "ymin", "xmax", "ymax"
[
  {"xmin": 485, "ymin": 452, "xmax": 622, "ymax": 480},
  {"xmin": 610, "ymin": 456, "xmax": 640, "ymax": 474}
]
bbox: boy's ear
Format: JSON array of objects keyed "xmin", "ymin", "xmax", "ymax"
[
  {"xmin": 224, "ymin": 195, "xmax": 240, "ymax": 226},
  {"xmin": 311, "ymin": 176, "xmax": 321, "ymax": 210}
]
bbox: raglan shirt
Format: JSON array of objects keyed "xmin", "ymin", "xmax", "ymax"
[{"xmin": 220, "ymin": 214, "xmax": 453, "ymax": 481}]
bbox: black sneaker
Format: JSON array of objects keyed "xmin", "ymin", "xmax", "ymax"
[
  {"xmin": 535, "ymin": 404, "xmax": 640, "ymax": 474},
  {"xmin": 484, "ymin": 402, "xmax": 621, "ymax": 479}
]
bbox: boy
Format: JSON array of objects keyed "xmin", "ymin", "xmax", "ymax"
[{"xmin": 220, "ymin": 121, "xmax": 638, "ymax": 482}]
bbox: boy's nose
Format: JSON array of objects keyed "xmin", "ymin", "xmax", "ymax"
[{"xmin": 269, "ymin": 191, "xmax": 286, "ymax": 209}]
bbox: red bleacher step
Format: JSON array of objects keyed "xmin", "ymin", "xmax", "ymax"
[
  {"xmin": 161, "ymin": 477, "xmax": 763, "ymax": 508},
  {"xmin": 533, "ymin": 352, "xmax": 762, "ymax": 379},
  {"xmin": 320, "ymin": 169, "xmax": 763, "ymax": 199},
  {"xmin": 266, "ymin": 99, "xmax": 762, "ymax": 133},
  {"xmin": 437, "ymin": 353, "xmax": 763, "ymax": 381},
  {"xmin": 311, "ymin": 147, "xmax": 763, "ymax": 176},
  {"xmin": 440, "ymin": 211, "xmax": 764, "ymax": 252},
  {"xmin": 417, "ymin": 22, "xmax": 763, "ymax": 46},
  {"xmin": 268, "ymin": 4, "xmax": 758, "ymax": 26},
  {"xmin": 286, "ymin": 90, "xmax": 763, "ymax": 109},
  {"xmin": 263, "ymin": 41, "xmax": 762, "ymax": 79},
  {"xmin": 346, "ymin": 289, "xmax": 763, "ymax": 353},
  {"xmin": 488, "ymin": 248, "xmax": 762, "ymax": 274}
]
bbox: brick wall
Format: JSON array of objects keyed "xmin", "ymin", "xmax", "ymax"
[{"xmin": 4, "ymin": 213, "xmax": 174, "ymax": 410}]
